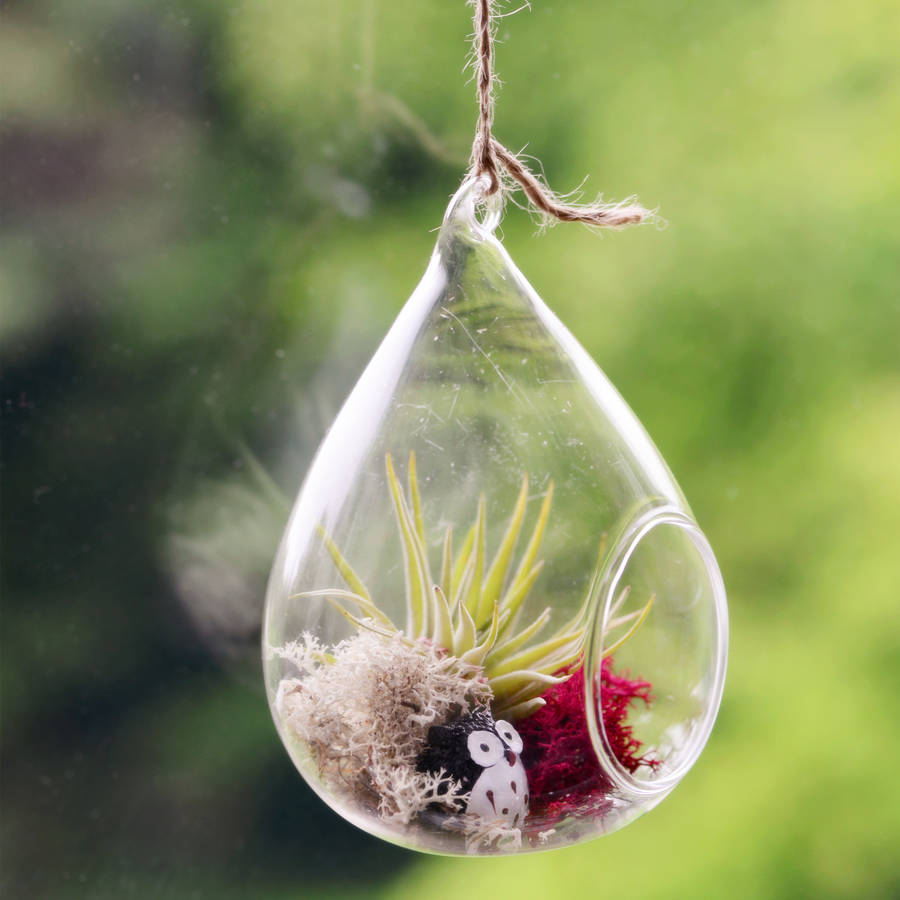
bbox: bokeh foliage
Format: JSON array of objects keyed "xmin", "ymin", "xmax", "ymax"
[{"xmin": 2, "ymin": 0, "xmax": 899, "ymax": 897}]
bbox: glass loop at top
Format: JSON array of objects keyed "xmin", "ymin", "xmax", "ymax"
[{"xmin": 443, "ymin": 175, "xmax": 503, "ymax": 237}]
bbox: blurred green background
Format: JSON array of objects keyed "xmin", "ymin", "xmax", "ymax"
[{"xmin": 2, "ymin": 0, "xmax": 899, "ymax": 897}]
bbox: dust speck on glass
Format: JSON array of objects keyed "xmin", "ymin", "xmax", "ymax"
[{"xmin": 262, "ymin": 175, "xmax": 728, "ymax": 855}]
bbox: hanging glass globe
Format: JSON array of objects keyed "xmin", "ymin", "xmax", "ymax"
[{"xmin": 263, "ymin": 177, "xmax": 728, "ymax": 855}]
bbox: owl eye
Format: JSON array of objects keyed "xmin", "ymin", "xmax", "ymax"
[
  {"xmin": 467, "ymin": 730, "xmax": 504, "ymax": 766},
  {"xmin": 494, "ymin": 719, "xmax": 523, "ymax": 754}
]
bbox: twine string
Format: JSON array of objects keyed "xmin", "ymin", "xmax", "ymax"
[
  {"xmin": 472, "ymin": 0, "xmax": 499, "ymax": 194},
  {"xmin": 469, "ymin": 0, "xmax": 650, "ymax": 227}
]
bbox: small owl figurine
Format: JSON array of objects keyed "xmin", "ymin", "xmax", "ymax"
[{"xmin": 417, "ymin": 708, "xmax": 529, "ymax": 828}]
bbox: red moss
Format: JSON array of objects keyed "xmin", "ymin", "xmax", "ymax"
[{"xmin": 516, "ymin": 657, "xmax": 657, "ymax": 821}]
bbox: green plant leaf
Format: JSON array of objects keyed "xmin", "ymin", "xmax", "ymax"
[
  {"xmin": 489, "ymin": 669, "xmax": 569, "ymax": 707},
  {"xmin": 324, "ymin": 596, "xmax": 399, "ymax": 640},
  {"xmin": 451, "ymin": 522, "xmax": 476, "ymax": 599},
  {"xmin": 494, "ymin": 697, "xmax": 546, "ymax": 720},
  {"xmin": 496, "ymin": 483, "xmax": 553, "ymax": 634},
  {"xmin": 496, "ymin": 560, "xmax": 545, "ymax": 635},
  {"xmin": 603, "ymin": 594, "xmax": 655, "ymax": 657},
  {"xmin": 451, "ymin": 595, "xmax": 475, "ymax": 657},
  {"xmin": 486, "ymin": 629, "xmax": 583, "ymax": 678},
  {"xmin": 291, "ymin": 589, "xmax": 395, "ymax": 629},
  {"xmin": 463, "ymin": 495, "xmax": 487, "ymax": 625},
  {"xmin": 479, "ymin": 476, "xmax": 528, "ymax": 625},
  {"xmin": 408, "ymin": 451, "xmax": 426, "ymax": 548},
  {"xmin": 460, "ymin": 596, "xmax": 501, "ymax": 667},
  {"xmin": 386, "ymin": 453, "xmax": 433, "ymax": 638},
  {"xmin": 486, "ymin": 607, "xmax": 551, "ymax": 666},
  {"xmin": 431, "ymin": 585, "xmax": 454, "ymax": 651},
  {"xmin": 316, "ymin": 525, "xmax": 371, "ymax": 604},
  {"xmin": 489, "ymin": 668, "xmax": 568, "ymax": 703},
  {"xmin": 440, "ymin": 527, "xmax": 453, "ymax": 599}
]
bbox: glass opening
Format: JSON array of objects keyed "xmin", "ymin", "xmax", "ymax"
[{"xmin": 587, "ymin": 508, "xmax": 728, "ymax": 797}]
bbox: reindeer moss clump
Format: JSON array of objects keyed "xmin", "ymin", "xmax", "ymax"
[{"xmin": 276, "ymin": 631, "xmax": 490, "ymax": 824}]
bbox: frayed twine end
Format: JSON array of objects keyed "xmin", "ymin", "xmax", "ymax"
[
  {"xmin": 470, "ymin": 0, "xmax": 654, "ymax": 230},
  {"xmin": 482, "ymin": 133, "xmax": 654, "ymax": 234}
]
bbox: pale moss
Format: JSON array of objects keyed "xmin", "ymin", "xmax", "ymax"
[{"xmin": 276, "ymin": 631, "xmax": 491, "ymax": 824}]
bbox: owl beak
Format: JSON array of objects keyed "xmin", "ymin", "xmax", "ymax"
[{"xmin": 504, "ymin": 749, "xmax": 517, "ymax": 766}]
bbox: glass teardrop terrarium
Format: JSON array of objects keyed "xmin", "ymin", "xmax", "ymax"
[{"xmin": 263, "ymin": 177, "xmax": 728, "ymax": 855}]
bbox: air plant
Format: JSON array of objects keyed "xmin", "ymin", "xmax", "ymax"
[{"xmin": 301, "ymin": 453, "xmax": 653, "ymax": 720}]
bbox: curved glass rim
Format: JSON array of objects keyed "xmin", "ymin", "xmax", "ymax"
[{"xmin": 584, "ymin": 505, "xmax": 729, "ymax": 798}]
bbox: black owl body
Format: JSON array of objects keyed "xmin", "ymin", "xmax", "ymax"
[
  {"xmin": 417, "ymin": 707, "xmax": 530, "ymax": 826},
  {"xmin": 416, "ymin": 708, "xmax": 494, "ymax": 794}
]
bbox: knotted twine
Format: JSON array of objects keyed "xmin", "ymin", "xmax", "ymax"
[{"xmin": 470, "ymin": 0, "xmax": 650, "ymax": 227}]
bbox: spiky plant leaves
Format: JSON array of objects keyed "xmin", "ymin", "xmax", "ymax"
[
  {"xmin": 314, "ymin": 453, "xmax": 652, "ymax": 719},
  {"xmin": 487, "ymin": 630, "xmax": 584, "ymax": 678},
  {"xmin": 486, "ymin": 607, "xmax": 551, "ymax": 664},
  {"xmin": 493, "ymin": 560, "xmax": 544, "ymax": 635}
]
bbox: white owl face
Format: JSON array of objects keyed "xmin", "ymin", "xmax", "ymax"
[{"xmin": 466, "ymin": 720, "xmax": 524, "ymax": 766}]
